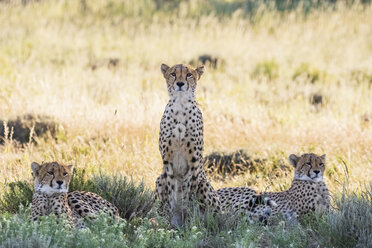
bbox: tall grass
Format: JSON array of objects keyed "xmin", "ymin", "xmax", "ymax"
[{"xmin": 0, "ymin": 180, "xmax": 370, "ymax": 247}]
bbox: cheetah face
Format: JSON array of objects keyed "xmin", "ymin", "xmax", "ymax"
[
  {"xmin": 31, "ymin": 162, "xmax": 73, "ymax": 195},
  {"xmin": 289, "ymin": 153, "xmax": 326, "ymax": 182},
  {"xmin": 161, "ymin": 64, "xmax": 204, "ymax": 97}
]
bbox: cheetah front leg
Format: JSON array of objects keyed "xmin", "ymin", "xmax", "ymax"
[
  {"xmin": 196, "ymin": 174, "xmax": 221, "ymax": 213},
  {"xmin": 155, "ymin": 174, "xmax": 171, "ymax": 218},
  {"xmin": 170, "ymin": 175, "xmax": 192, "ymax": 227},
  {"xmin": 30, "ymin": 193, "xmax": 47, "ymax": 221},
  {"xmin": 50, "ymin": 193, "xmax": 74, "ymax": 226},
  {"xmin": 315, "ymin": 186, "xmax": 330, "ymax": 215}
]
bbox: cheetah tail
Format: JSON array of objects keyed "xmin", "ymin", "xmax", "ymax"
[
  {"xmin": 263, "ymin": 197, "xmax": 277, "ymax": 208},
  {"xmin": 254, "ymin": 195, "xmax": 277, "ymax": 208}
]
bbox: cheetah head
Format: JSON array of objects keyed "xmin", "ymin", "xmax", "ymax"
[
  {"xmin": 289, "ymin": 153, "xmax": 326, "ymax": 182},
  {"xmin": 31, "ymin": 161, "xmax": 73, "ymax": 195},
  {"xmin": 161, "ymin": 64, "xmax": 204, "ymax": 97}
]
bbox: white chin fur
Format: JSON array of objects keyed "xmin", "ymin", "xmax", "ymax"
[
  {"xmin": 294, "ymin": 174, "xmax": 313, "ymax": 181},
  {"xmin": 294, "ymin": 174, "xmax": 323, "ymax": 182},
  {"xmin": 37, "ymin": 185, "xmax": 67, "ymax": 194},
  {"xmin": 311, "ymin": 176, "xmax": 323, "ymax": 182}
]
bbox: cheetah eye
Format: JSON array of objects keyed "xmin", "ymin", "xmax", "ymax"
[
  {"xmin": 306, "ymin": 162, "xmax": 311, "ymax": 167},
  {"xmin": 319, "ymin": 163, "xmax": 324, "ymax": 167},
  {"xmin": 170, "ymin": 72, "xmax": 176, "ymax": 77},
  {"xmin": 63, "ymin": 172, "xmax": 68, "ymax": 177},
  {"xmin": 47, "ymin": 171, "xmax": 54, "ymax": 176},
  {"xmin": 186, "ymin": 73, "xmax": 193, "ymax": 78}
]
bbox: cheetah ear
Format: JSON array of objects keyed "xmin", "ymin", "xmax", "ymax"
[
  {"xmin": 161, "ymin": 64, "xmax": 170, "ymax": 78},
  {"xmin": 31, "ymin": 162, "xmax": 40, "ymax": 175},
  {"xmin": 321, "ymin": 154, "xmax": 326, "ymax": 160},
  {"xmin": 196, "ymin": 66, "xmax": 204, "ymax": 79},
  {"xmin": 67, "ymin": 164, "xmax": 74, "ymax": 173},
  {"xmin": 289, "ymin": 154, "xmax": 299, "ymax": 167}
]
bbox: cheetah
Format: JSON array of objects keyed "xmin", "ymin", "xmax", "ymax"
[
  {"xmin": 217, "ymin": 153, "xmax": 330, "ymax": 222},
  {"xmin": 155, "ymin": 64, "xmax": 221, "ymax": 227},
  {"xmin": 216, "ymin": 187, "xmax": 277, "ymax": 223},
  {"xmin": 30, "ymin": 161, "xmax": 119, "ymax": 227}
]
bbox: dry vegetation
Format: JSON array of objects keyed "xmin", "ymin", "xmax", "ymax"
[
  {"xmin": 1, "ymin": 0, "xmax": 372, "ymax": 197},
  {"xmin": 1, "ymin": 1, "xmax": 372, "ymax": 247}
]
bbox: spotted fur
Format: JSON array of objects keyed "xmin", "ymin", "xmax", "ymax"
[
  {"xmin": 217, "ymin": 153, "xmax": 330, "ymax": 222},
  {"xmin": 155, "ymin": 64, "xmax": 221, "ymax": 227},
  {"xmin": 30, "ymin": 162, "xmax": 119, "ymax": 227},
  {"xmin": 216, "ymin": 187, "xmax": 277, "ymax": 223}
]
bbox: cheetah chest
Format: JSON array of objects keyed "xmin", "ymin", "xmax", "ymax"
[
  {"xmin": 33, "ymin": 193, "xmax": 69, "ymax": 215},
  {"xmin": 165, "ymin": 100, "xmax": 195, "ymax": 177}
]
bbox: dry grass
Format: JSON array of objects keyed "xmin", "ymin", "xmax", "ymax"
[{"xmin": 0, "ymin": 0, "xmax": 371, "ymax": 196}]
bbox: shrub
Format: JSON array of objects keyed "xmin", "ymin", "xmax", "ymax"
[
  {"xmin": 0, "ymin": 180, "xmax": 33, "ymax": 214},
  {"xmin": 204, "ymin": 149, "xmax": 264, "ymax": 177},
  {"xmin": 306, "ymin": 183, "xmax": 372, "ymax": 247},
  {"xmin": 252, "ymin": 60, "xmax": 279, "ymax": 81},
  {"xmin": 0, "ymin": 114, "xmax": 58, "ymax": 145},
  {"xmin": 90, "ymin": 173, "xmax": 154, "ymax": 220},
  {"xmin": 292, "ymin": 63, "xmax": 327, "ymax": 84},
  {"xmin": 325, "ymin": 183, "xmax": 372, "ymax": 247}
]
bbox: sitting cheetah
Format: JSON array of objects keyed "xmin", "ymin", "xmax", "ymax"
[
  {"xmin": 155, "ymin": 64, "xmax": 221, "ymax": 227},
  {"xmin": 217, "ymin": 153, "xmax": 330, "ymax": 222},
  {"xmin": 30, "ymin": 161, "xmax": 119, "ymax": 227}
]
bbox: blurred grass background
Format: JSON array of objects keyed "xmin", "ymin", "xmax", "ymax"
[
  {"xmin": 1, "ymin": 0, "xmax": 372, "ymax": 247},
  {"xmin": 0, "ymin": 0, "xmax": 371, "ymax": 196}
]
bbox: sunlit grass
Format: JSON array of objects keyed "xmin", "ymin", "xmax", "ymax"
[{"xmin": 0, "ymin": 0, "xmax": 371, "ymax": 196}]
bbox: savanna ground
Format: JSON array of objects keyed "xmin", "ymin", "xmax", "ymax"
[{"xmin": 0, "ymin": 0, "xmax": 372, "ymax": 247}]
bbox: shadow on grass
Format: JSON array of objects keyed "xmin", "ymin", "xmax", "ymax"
[
  {"xmin": 0, "ymin": 114, "xmax": 58, "ymax": 145},
  {"xmin": 204, "ymin": 149, "xmax": 265, "ymax": 178}
]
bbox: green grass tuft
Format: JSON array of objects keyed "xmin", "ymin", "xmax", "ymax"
[
  {"xmin": 0, "ymin": 181, "xmax": 33, "ymax": 214},
  {"xmin": 90, "ymin": 173, "xmax": 154, "ymax": 220}
]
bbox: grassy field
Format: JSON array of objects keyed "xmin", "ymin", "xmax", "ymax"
[{"xmin": 1, "ymin": 0, "xmax": 372, "ymax": 247}]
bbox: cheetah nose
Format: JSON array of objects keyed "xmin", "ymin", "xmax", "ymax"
[
  {"xmin": 176, "ymin": 82, "xmax": 184, "ymax": 87},
  {"xmin": 313, "ymin": 170, "xmax": 320, "ymax": 175},
  {"xmin": 56, "ymin": 180, "xmax": 63, "ymax": 186}
]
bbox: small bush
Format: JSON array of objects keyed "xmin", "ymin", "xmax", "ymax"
[
  {"xmin": 252, "ymin": 60, "xmax": 279, "ymax": 81},
  {"xmin": 204, "ymin": 150, "xmax": 265, "ymax": 177},
  {"xmin": 310, "ymin": 93, "xmax": 323, "ymax": 106},
  {"xmin": 90, "ymin": 173, "xmax": 154, "ymax": 220},
  {"xmin": 361, "ymin": 113, "xmax": 372, "ymax": 126},
  {"xmin": 325, "ymin": 184, "xmax": 372, "ymax": 247},
  {"xmin": 350, "ymin": 70, "xmax": 372, "ymax": 88},
  {"xmin": 0, "ymin": 181, "xmax": 33, "ymax": 214},
  {"xmin": 0, "ymin": 114, "xmax": 58, "ymax": 145},
  {"xmin": 69, "ymin": 168, "xmax": 99, "ymax": 193},
  {"xmin": 306, "ymin": 183, "xmax": 372, "ymax": 247},
  {"xmin": 309, "ymin": 92, "xmax": 328, "ymax": 109},
  {"xmin": 189, "ymin": 54, "xmax": 224, "ymax": 69},
  {"xmin": 292, "ymin": 63, "xmax": 326, "ymax": 84}
]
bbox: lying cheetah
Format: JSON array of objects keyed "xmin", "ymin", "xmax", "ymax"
[
  {"xmin": 30, "ymin": 161, "xmax": 119, "ymax": 227},
  {"xmin": 217, "ymin": 153, "xmax": 330, "ymax": 222},
  {"xmin": 217, "ymin": 187, "xmax": 277, "ymax": 223},
  {"xmin": 155, "ymin": 64, "xmax": 221, "ymax": 227}
]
